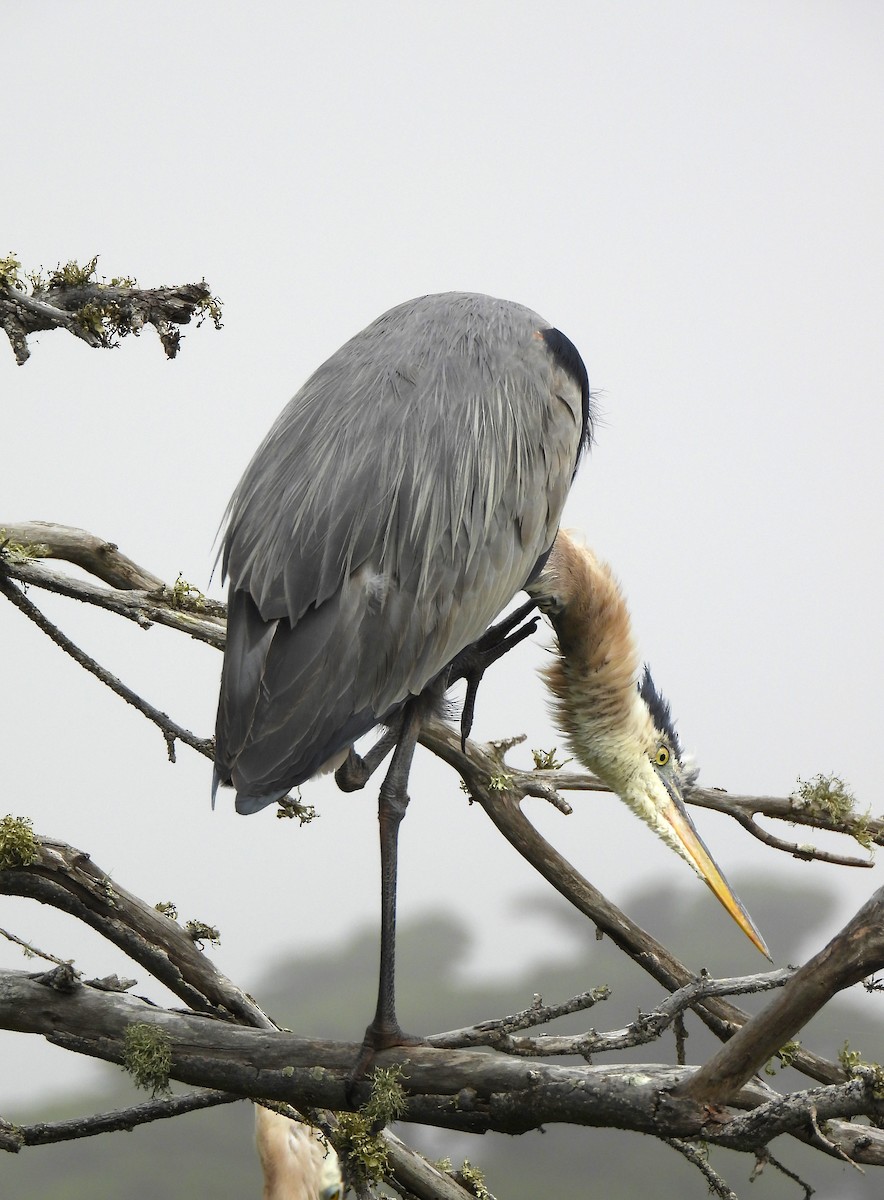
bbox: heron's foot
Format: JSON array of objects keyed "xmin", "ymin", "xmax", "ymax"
[
  {"xmin": 449, "ymin": 600, "xmax": 539, "ymax": 747},
  {"xmin": 335, "ymin": 726, "xmax": 401, "ymax": 793},
  {"xmin": 345, "ymin": 1021, "xmax": 424, "ymax": 1105},
  {"xmin": 335, "ymin": 748, "xmax": 370, "ymax": 792}
]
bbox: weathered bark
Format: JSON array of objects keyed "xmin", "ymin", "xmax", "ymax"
[{"xmin": 677, "ymin": 885, "xmax": 884, "ymax": 1104}]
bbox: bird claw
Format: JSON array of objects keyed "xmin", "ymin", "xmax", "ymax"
[
  {"xmin": 345, "ymin": 1021, "xmax": 424, "ymax": 1106},
  {"xmin": 335, "ymin": 749, "xmax": 371, "ymax": 792}
]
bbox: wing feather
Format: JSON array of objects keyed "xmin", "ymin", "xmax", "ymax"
[{"xmin": 215, "ymin": 293, "xmax": 589, "ymax": 805}]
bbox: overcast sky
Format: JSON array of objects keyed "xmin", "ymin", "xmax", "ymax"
[{"xmin": 3, "ymin": 1, "xmax": 882, "ymax": 1116}]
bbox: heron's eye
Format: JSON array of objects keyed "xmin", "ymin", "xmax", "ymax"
[{"xmin": 654, "ymin": 746, "xmax": 670, "ymax": 768}]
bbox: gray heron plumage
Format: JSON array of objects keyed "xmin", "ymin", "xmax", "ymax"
[
  {"xmin": 213, "ymin": 291, "xmax": 767, "ymax": 1055},
  {"xmin": 214, "ymin": 293, "xmax": 589, "ymax": 809}
]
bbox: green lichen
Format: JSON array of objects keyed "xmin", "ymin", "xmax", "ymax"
[
  {"xmin": 185, "ymin": 920, "xmax": 220, "ymax": 949},
  {"xmin": 275, "ymin": 793, "xmax": 317, "ymax": 824},
  {"xmin": 193, "ymin": 285, "xmax": 224, "ymax": 330},
  {"xmin": 488, "ymin": 772, "xmax": 513, "ymax": 791},
  {"xmin": 47, "ymin": 255, "xmax": 100, "ymax": 289},
  {"xmin": 154, "ymin": 901, "xmax": 179, "ymax": 920},
  {"xmin": 433, "ymin": 1158, "xmax": 496, "ymax": 1199},
  {"xmin": 0, "ymin": 532, "xmax": 51, "ymax": 561},
  {"xmin": 335, "ymin": 1066, "xmax": 407, "ymax": 1183},
  {"xmin": 531, "ymin": 746, "xmax": 571, "ymax": 771},
  {"xmin": 793, "ymin": 773, "xmax": 856, "ymax": 821},
  {"xmin": 764, "ymin": 1039, "xmax": 801, "ymax": 1075},
  {"xmin": 0, "ymin": 815, "xmax": 40, "ymax": 870},
  {"xmin": 792, "ymin": 773, "xmax": 877, "ymax": 851},
  {"xmin": 839, "ymin": 1041, "xmax": 864, "ymax": 1073},
  {"xmin": 848, "ymin": 811, "xmax": 876, "ymax": 852},
  {"xmin": 166, "ymin": 574, "xmax": 208, "ymax": 611},
  {"xmin": 457, "ymin": 1161, "xmax": 495, "ymax": 1199},
  {"xmin": 0, "ymin": 253, "xmax": 23, "ymax": 289},
  {"xmin": 839, "ymin": 1042, "xmax": 884, "ymax": 1098},
  {"xmin": 122, "ymin": 1023, "xmax": 172, "ymax": 1097}
]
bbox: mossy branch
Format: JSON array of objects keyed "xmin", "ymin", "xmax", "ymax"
[{"xmin": 0, "ymin": 253, "xmax": 221, "ymax": 364}]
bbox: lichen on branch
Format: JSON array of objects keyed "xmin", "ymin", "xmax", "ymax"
[{"xmin": 0, "ymin": 253, "xmax": 222, "ymax": 364}]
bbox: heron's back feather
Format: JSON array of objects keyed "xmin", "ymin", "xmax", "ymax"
[{"xmin": 215, "ymin": 293, "xmax": 590, "ymax": 805}]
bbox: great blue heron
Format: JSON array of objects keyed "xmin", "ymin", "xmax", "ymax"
[{"xmin": 213, "ymin": 292, "xmax": 767, "ymax": 1055}]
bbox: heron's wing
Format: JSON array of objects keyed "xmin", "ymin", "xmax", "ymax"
[{"xmin": 215, "ymin": 293, "xmax": 588, "ymax": 805}]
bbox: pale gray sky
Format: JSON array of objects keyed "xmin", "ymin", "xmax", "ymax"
[{"xmin": 2, "ymin": 0, "xmax": 882, "ymax": 1121}]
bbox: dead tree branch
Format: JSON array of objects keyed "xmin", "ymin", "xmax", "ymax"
[
  {"xmin": 0, "ymin": 1090, "xmax": 239, "ymax": 1152},
  {"xmin": 430, "ymin": 970, "xmax": 794, "ymax": 1058},
  {"xmin": 676, "ymin": 885, "xmax": 884, "ymax": 1104},
  {"xmin": 0, "ymin": 570, "xmax": 214, "ymax": 762},
  {"xmin": 1, "ymin": 967, "xmax": 882, "ymax": 1162},
  {"xmin": 0, "ymin": 256, "xmax": 221, "ymax": 364}
]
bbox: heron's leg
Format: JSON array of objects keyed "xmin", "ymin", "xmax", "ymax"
[
  {"xmin": 353, "ymin": 700, "xmax": 424, "ymax": 1076},
  {"xmin": 448, "ymin": 599, "xmax": 540, "ymax": 748}
]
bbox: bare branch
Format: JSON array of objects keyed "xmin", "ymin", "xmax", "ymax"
[
  {"xmin": 0, "ymin": 1090, "xmax": 240, "ymax": 1152},
  {"xmin": 2, "ymin": 967, "xmax": 882, "ymax": 1168},
  {"xmin": 0, "ymin": 522, "xmax": 226, "ymax": 645},
  {"xmin": 0, "ymin": 835, "xmax": 274, "ymax": 1027},
  {"xmin": 0, "ymin": 570, "xmax": 213, "ymax": 761},
  {"xmin": 711, "ymin": 1075, "xmax": 884, "ymax": 1153},
  {"xmin": 0, "ymin": 522, "xmax": 166, "ymax": 590},
  {"xmin": 428, "ymin": 987, "xmax": 611, "ymax": 1052},
  {"xmin": 749, "ymin": 1148, "xmax": 816, "ymax": 1198},
  {"xmin": 722, "ymin": 806, "xmax": 874, "ymax": 868},
  {"xmin": 662, "ymin": 1139, "xmax": 739, "ymax": 1200},
  {"xmin": 429, "ymin": 972, "xmax": 793, "ymax": 1059},
  {"xmin": 0, "ymin": 556, "xmax": 226, "ymax": 645},
  {"xmin": 675, "ymin": 885, "xmax": 884, "ymax": 1104},
  {"xmin": 0, "ymin": 925, "xmax": 76, "ymax": 970}
]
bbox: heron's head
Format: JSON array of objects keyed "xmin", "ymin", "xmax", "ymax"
[
  {"xmin": 611, "ymin": 668, "xmax": 770, "ymax": 959},
  {"xmin": 529, "ymin": 530, "xmax": 770, "ymax": 959}
]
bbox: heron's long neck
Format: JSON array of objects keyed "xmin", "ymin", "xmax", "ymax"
[{"xmin": 527, "ymin": 531, "xmax": 651, "ymax": 787}]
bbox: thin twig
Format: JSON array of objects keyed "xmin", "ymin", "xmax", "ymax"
[
  {"xmin": 0, "ymin": 1090, "xmax": 240, "ymax": 1152},
  {"xmin": 663, "ymin": 1139, "xmax": 739, "ymax": 1200},
  {"xmin": 728, "ymin": 808, "xmax": 873, "ymax": 869},
  {"xmin": 428, "ymin": 987, "xmax": 610, "ymax": 1050},
  {"xmin": 428, "ymin": 972, "xmax": 792, "ymax": 1058},
  {"xmin": 0, "ymin": 927, "xmax": 73, "ymax": 970},
  {"xmin": 2, "ymin": 557, "xmax": 226, "ymax": 646},
  {"xmin": 750, "ymin": 1148, "xmax": 816, "ymax": 1199},
  {"xmin": 0, "ymin": 571, "xmax": 213, "ymax": 760}
]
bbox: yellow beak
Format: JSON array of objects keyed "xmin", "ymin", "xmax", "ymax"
[{"xmin": 660, "ymin": 779, "xmax": 771, "ymax": 959}]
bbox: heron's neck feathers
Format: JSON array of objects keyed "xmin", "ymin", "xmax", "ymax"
[{"xmin": 528, "ymin": 530, "xmax": 654, "ymax": 788}]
